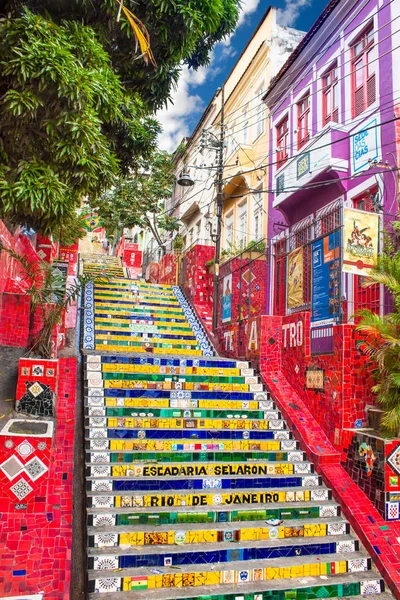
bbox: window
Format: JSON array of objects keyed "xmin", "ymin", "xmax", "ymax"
[
  {"xmin": 237, "ymin": 201, "xmax": 248, "ymax": 249},
  {"xmin": 196, "ymin": 220, "xmax": 201, "ymax": 241},
  {"xmin": 241, "ymin": 106, "xmax": 249, "ymax": 144},
  {"xmin": 228, "ymin": 120, "xmax": 236, "ymax": 156},
  {"xmin": 297, "ymin": 93, "xmax": 310, "ymax": 149},
  {"xmin": 274, "ymin": 239, "xmax": 287, "ymax": 316},
  {"xmin": 189, "ymin": 228, "xmax": 194, "ymax": 246},
  {"xmin": 276, "ymin": 115, "xmax": 289, "ymax": 168},
  {"xmin": 322, "ymin": 64, "xmax": 339, "ymax": 125},
  {"xmin": 225, "ymin": 212, "xmax": 233, "ymax": 248},
  {"xmin": 253, "ymin": 84, "xmax": 266, "ymax": 140},
  {"xmin": 351, "ymin": 26, "xmax": 376, "ymax": 117},
  {"xmin": 252, "ymin": 189, "xmax": 263, "ymax": 240}
]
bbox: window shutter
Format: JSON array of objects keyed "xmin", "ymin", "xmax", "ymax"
[
  {"xmin": 354, "ymin": 85, "xmax": 364, "ymax": 117},
  {"xmin": 367, "ymin": 73, "xmax": 376, "ymax": 107}
]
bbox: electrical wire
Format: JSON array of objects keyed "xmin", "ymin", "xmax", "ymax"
[{"xmin": 212, "ymin": 0, "xmax": 398, "ymax": 126}]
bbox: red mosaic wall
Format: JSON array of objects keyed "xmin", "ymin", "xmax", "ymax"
[
  {"xmin": 0, "ymin": 293, "xmax": 31, "ymax": 347},
  {"xmin": 0, "ymin": 357, "xmax": 76, "ymax": 599},
  {"xmin": 214, "ymin": 255, "xmax": 267, "ymax": 360},
  {"xmin": 159, "ymin": 253, "xmax": 177, "ymax": 285},
  {"xmin": 30, "ymin": 306, "xmax": 66, "ymax": 358},
  {"xmin": 183, "ymin": 244, "xmax": 214, "ymax": 305},
  {"xmin": 146, "ymin": 262, "xmax": 160, "ymax": 283},
  {"xmin": 256, "ymin": 313, "xmax": 374, "ymax": 453}
]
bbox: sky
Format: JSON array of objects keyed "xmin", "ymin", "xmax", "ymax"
[{"xmin": 157, "ymin": 0, "xmax": 329, "ymax": 152}]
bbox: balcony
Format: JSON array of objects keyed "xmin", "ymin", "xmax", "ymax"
[{"xmin": 273, "ymin": 125, "xmax": 349, "ymax": 209}]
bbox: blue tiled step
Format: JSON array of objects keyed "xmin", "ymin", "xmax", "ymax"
[
  {"xmin": 88, "ymin": 536, "xmax": 361, "ymax": 569},
  {"xmin": 86, "ymin": 474, "xmax": 322, "ymax": 492},
  {"xmin": 87, "ymin": 389, "xmax": 270, "ymax": 401},
  {"xmin": 86, "ymin": 428, "xmax": 291, "ymax": 441},
  {"xmin": 99, "ymin": 356, "xmax": 241, "ymax": 369}
]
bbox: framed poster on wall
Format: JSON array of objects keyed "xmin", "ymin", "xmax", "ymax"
[{"xmin": 222, "ymin": 273, "xmax": 232, "ymax": 323}]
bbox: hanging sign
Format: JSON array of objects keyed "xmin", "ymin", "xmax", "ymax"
[
  {"xmin": 287, "ymin": 247, "xmax": 303, "ymax": 308},
  {"xmin": 222, "ymin": 273, "xmax": 233, "ymax": 323},
  {"xmin": 342, "ymin": 208, "xmax": 379, "ymax": 276}
]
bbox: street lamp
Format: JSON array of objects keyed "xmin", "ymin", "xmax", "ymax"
[{"xmin": 177, "ymin": 171, "xmax": 195, "ymax": 187}]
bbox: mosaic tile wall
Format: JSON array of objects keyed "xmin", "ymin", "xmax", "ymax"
[
  {"xmin": 183, "ymin": 244, "xmax": 215, "ymax": 306},
  {"xmin": 159, "ymin": 252, "xmax": 177, "ymax": 285},
  {"xmin": 257, "ymin": 313, "xmax": 374, "ymax": 452},
  {"xmin": 0, "ymin": 357, "xmax": 76, "ymax": 598},
  {"xmin": 0, "ymin": 292, "xmax": 30, "ymax": 347},
  {"xmin": 16, "ymin": 358, "xmax": 58, "ymax": 417}
]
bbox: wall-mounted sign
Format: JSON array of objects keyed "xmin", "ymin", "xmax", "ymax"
[
  {"xmin": 287, "ymin": 247, "xmax": 303, "ymax": 309},
  {"xmin": 222, "ymin": 273, "xmax": 232, "ymax": 323},
  {"xmin": 306, "ymin": 368, "xmax": 325, "ymax": 390},
  {"xmin": 351, "ymin": 116, "xmax": 379, "ymax": 174},
  {"xmin": 311, "ymin": 232, "xmax": 340, "ymax": 323},
  {"xmin": 297, "ymin": 151, "xmax": 310, "ymax": 179},
  {"xmin": 342, "ymin": 207, "xmax": 379, "ymax": 276}
]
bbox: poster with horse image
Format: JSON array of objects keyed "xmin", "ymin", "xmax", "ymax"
[{"xmin": 343, "ymin": 208, "xmax": 379, "ymax": 276}]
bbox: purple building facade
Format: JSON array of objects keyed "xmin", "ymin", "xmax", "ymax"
[{"xmin": 264, "ymin": 0, "xmax": 400, "ymax": 327}]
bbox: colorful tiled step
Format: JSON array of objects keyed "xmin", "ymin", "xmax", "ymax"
[
  {"xmin": 88, "ymin": 503, "xmax": 342, "ymax": 526},
  {"xmin": 87, "ymin": 517, "xmax": 350, "ymax": 548},
  {"xmin": 87, "ymin": 574, "xmax": 387, "ymax": 599},
  {"xmin": 82, "ymin": 274, "xmax": 387, "ymax": 599}
]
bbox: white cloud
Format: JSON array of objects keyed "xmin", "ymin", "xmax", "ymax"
[
  {"xmin": 157, "ymin": 0, "xmax": 261, "ymax": 152},
  {"xmin": 278, "ymin": 0, "xmax": 312, "ymax": 27}
]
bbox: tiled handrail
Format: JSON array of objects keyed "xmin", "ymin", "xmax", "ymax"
[
  {"xmin": 83, "ymin": 281, "xmax": 95, "ymax": 350},
  {"xmin": 172, "ymin": 286, "xmax": 214, "ymax": 356}
]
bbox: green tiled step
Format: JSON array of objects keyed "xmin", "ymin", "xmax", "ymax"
[
  {"xmin": 85, "ymin": 407, "xmax": 273, "ymax": 419},
  {"xmin": 87, "ymin": 574, "xmax": 386, "ymax": 600},
  {"xmin": 99, "ymin": 373, "xmax": 256, "ymax": 384},
  {"xmin": 94, "ymin": 291, "xmax": 180, "ymax": 301},
  {"xmin": 87, "ymin": 502, "xmax": 342, "ymax": 526},
  {"xmin": 94, "ymin": 305, "xmax": 185, "ymax": 316},
  {"xmin": 85, "ymin": 450, "xmax": 307, "ymax": 463}
]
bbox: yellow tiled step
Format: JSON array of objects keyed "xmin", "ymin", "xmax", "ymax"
[
  {"xmin": 95, "ymin": 344, "xmax": 203, "ymax": 355},
  {"xmin": 102, "ymin": 398, "xmax": 260, "ymax": 409},
  {"xmin": 99, "ymin": 364, "xmax": 241, "ymax": 375},
  {"xmin": 94, "ymin": 317, "xmax": 192, "ymax": 329},
  {"xmin": 105, "ymin": 439, "xmax": 296, "ymax": 452},
  {"xmin": 87, "ymin": 416, "xmax": 280, "ymax": 430},
  {"xmin": 102, "ymin": 381, "xmax": 250, "ymax": 392},
  {"xmin": 95, "ymin": 334, "xmax": 199, "ymax": 346}
]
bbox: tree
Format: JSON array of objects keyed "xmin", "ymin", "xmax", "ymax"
[
  {"xmin": 95, "ymin": 150, "xmax": 179, "ymax": 249},
  {"xmin": 0, "ymin": 9, "xmax": 159, "ymax": 240},
  {"xmin": 2, "ymin": 0, "xmax": 241, "ymax": 110},
  {"xmin": 356, "ymin": 246, "xmax": 400, "ymax": 436}
]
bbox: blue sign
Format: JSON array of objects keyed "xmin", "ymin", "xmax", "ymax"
[
  {"xmin": 311, "ymin": 232, "xmax": 340, "ymax": 323},
  {"xmin": 351, "ymin": 117, "xmax": 379, "ymax": 174}
]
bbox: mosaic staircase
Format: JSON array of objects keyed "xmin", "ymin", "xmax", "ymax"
[
  {"xmin": 82, "ymin": 275, "xmax": 389, "ymax": 599},
  {"xmin": 82, "ymin": 255, "xmax": 126, "ymax": 278}
]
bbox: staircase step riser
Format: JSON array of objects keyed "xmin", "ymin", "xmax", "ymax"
[
  {"xmin": 85, "ymin": 450, "xmax": 307, "ymax": 462},
  {"xmin": 86, "ymin": 462, "xmax": 314, "ymax": 478},
  {"xmin": 86, "ymin": 440, "xmax": 299, "ymax": 452},
  {"xmin": 87, "ymin": 489, "xmax": 332, "ymax": 509},
  {"xmin": 85, "ymin": 408, "xmax": 271, "ymax": 419},
  {"xmin": 86, "ymin": 475, "xmax": 323, "ymax": 492},
  {"xmin": 87, "ymin": 555, "xmax": 372, "ymax": 594},
  {"xmin": 88, "ymin": 522, "xmax": 350, "ymax": 548},
  {"xmin": 86, "ymin": 430, "xmax": 291, "ymax": 442},
  {"xmin": 88, "ymin": 505, "xmax": 341, "ymax": 526},
  {"xmin": 85, "ymin": 418, "xmax": 287, "ymax": 431}
]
